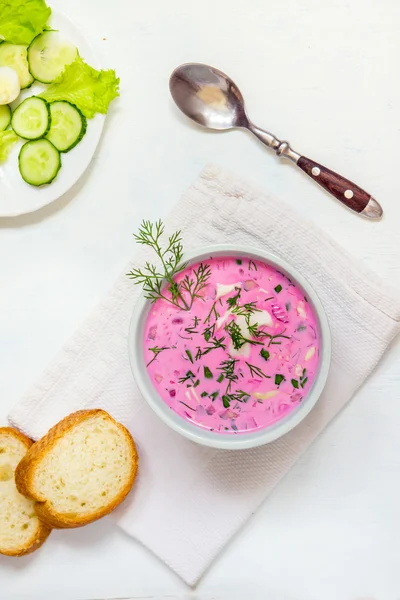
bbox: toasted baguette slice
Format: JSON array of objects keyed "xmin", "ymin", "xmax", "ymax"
[
  {"xmin": 15, "ymin": 410, "xmax": 138, "ymax": 529},
  {"xmin": 0, "ymin": 428, "xmax": 51, "ymax": 556}
]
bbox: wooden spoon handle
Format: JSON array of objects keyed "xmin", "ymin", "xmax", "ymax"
[
  {"xmin": 297, "ymin": 156, "xmax": 382, "ymax": 218},
  {"xmin": 247, "ymin": 124, "xmax": 382, "ymax": 218}
]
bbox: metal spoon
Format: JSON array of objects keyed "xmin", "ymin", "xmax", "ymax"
[{"xmin": 169, "ymin": 63, "xmax": 382, "ymax": 219}]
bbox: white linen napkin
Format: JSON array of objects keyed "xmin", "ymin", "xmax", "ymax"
[{"xmin": 9, "ymin": 164, "xmax": 400, "ymax": 586}]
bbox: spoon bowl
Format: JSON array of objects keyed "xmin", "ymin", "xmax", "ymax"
[{"xmin": 169, "ymin": 63, "xmax": 248, "ymax": 130}]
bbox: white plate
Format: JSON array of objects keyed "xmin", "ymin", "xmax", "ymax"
[{"xmin": 0, "ymin": 11, "xmax": 105, "ymax": 217}]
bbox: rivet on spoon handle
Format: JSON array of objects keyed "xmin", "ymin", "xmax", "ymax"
[
  {"xmin": 247, "ymin": 123, "xmax": 382, "ymax": 219},
  {"xmin": 296, "ymin": 156, "xmax": 382, "ymax": 218}
]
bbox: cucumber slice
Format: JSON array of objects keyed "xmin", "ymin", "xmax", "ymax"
[
  {"xmin": 0, "ymin": 66, "xmax": 20, "ymax": 104},
  {"xmin": 0, "ymin": 105, "xmax": 11, "ymax": 131},
  {"xmin": 19, "ymin": 139, "xmax": 61, "ymax": 186},
  {"xmin": 0, "ymin": 43, "xmax": 34, "ymax": 89},
  {"xmin": 46, "ymin": 101, "xmax": 87, "ymax": 152},
  {"xmin": 12, "ymin": 97, "xmax": 50, "ymax": 140},
  {"xmin": 27, "ymin": 32, "xmax": 77, "ymax": 84}
]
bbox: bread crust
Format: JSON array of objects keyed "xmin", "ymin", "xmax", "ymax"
[
  {"xmin": 0, "ymin": 427, "xmax": 51, "ymax": 557},
  {"xmin": 0, "ymin": 427, "xmax": 33, "ymax": 450},
  {"xmin": 15, "ymin": 410, "xmax": 138, "ymax": 529}
]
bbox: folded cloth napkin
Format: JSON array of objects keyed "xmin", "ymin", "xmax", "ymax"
[{"xmin": 9, "ymin": 164, "xmax": 400, "ymax": 586}]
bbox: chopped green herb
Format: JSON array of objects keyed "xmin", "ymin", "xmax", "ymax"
[
  {"xmin": 225, "ymin": 321, "xmax": 245, "ymax": 350},
  {"xmin": 222, "ymin": 395, "xmax": 231, "ymax": 408},
  {"xmin": 209, "ymin": 391, "xmax": 219, "ymax": 401},
  {"xmin": 146, "ymin": 346, "xmax": 170, "ymax": 367},
  {"xmin": 297, "ymin": 325, "xmax": 307, "ymax": 332},
  {"xmin": 217, "ymin": 373, "xmax": 224, "ymax": 383},
  {"xmin": 193, "ymin": 379, "xmax": 200, "ymax": 388},
  {"xmin": 225, "ymin": 320, "xmax": 263, "ymax": 350},
  {"xmin": 185, "ymin": 349, "xmax": 194, "ymax": 363},
  {"xmin": 218, "ymin": 359, "xmax": 238, "ymax": 393},
  {"xmin": 179, "ymin": 333, "xmax": 192, "ymax": 341},
  {"xmin": 260, "ymin": 329, "xmax": 291, "ymax": 347},
  {"xmin": 230, "ymin": 390, "xmax": 251, "ymax": 403},
  {"xmin": 249, "ymin": 259, "xmax": 258, "ymax": 271},
  {"xmin": 275, "ymin": 374, "xmax": 285, "ymax": 386},
  {"xmin": 245, "ymin": 362, "xmax": 270, "ymax": 379},
  {"xmin": 285, "ymin": 302, "xmax": 291, "ymax": 311},
  {"xmin": 274, "ymin": 284, "xmax": 282, "ymax": 293},
  {"xmin": 179, "ymin": 400, "xmax": 195, "ymax": 411},
  {"xmin": 245, "ymin": 316, "xmax": 261, "ymax": 339},
  {"xmin": 231, "ymin": 301, "xmax": 261, "ymax": 317},
  {"xmin": 197, "ymin": 336, "xmax": 227, "ymax": 358},
  {"xmin": 260, "ymin": 349, "xmax": 270, "ymax": 361},
  {"xmin": 178, "ymin": 370, "xmax": 195, "ymax": 384},
  {"xmin": 203, "ymin": 322, "xmax": 215, "ymax": 342},
  {"xmin": 226, "ymin": 287, "xmax": 242, "ymax": 309},
  {"xmin": 204, "ymin": 366, "xmax": 213, "ymax": 379},
  {"xmin": 184, "ymin": 316, "xmax": 200, "ymax": 334},
  {"xmin": 291, "ymin": 379, "xmax": 299, "ymax": 389},
  {"xmin": 201, "ymin": 391, "xmax": 208, "ymax": 397},
  {"xmin": 236, "ymin": 259, "xmax": 242, "ymax": 265},
  {"xmin": 204, "ymin": 301, "xmax": 220, "ymax": 324},
  {"xmin": 299, "ymin": 368, "xmax": 308, "ymax": 388}
]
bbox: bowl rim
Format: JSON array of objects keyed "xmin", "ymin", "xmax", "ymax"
[{"xmin": 128, "ymin": 244, "xmax": 331, "ymax": 450}]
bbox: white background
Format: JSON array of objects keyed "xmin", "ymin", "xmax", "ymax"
[{"xmin": 1, "ymin": 0, "xmax": 400, "ymax": 599}]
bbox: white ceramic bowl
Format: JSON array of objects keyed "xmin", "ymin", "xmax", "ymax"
[{"xmin": 129, "ymin": 245, "xmax": 331, "ymax": 450}]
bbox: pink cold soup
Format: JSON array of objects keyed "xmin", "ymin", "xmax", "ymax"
[{"xmin": 144, "ymin": 256, "xmax": 320, "ymax": 435}]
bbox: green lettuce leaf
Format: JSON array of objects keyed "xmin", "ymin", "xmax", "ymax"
[
  {"xmin": 0, "ymin": 130, "xmax": 18, "ymax": 163},
  {"xmin": 0, "ymin": 0, "xmax": 51, "ymax": 45},
  {"xmin": 40, "ymin": 57, "xmax": 120, "ymax": 119}
]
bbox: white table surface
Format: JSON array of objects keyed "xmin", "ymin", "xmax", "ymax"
[{"xmin": 1, "ymin": 0, "xmax": 400, "ymax": 598}]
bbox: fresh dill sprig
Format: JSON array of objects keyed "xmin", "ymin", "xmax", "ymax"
[
  {"xmin": 226, "ymin": 287, "xmax": 242, "ymax": 309},
  {"xmin": 231, "ymin": 301, "xmax": 261, "ymax": 317},
  {"xmin": 196, "ymin": 336, "xmax": 227, "ymax": 358},
  {"xmin": 127, "ymin": 220, "xmax": 211, "ymax": 311},
  {"xmin": 264, "ymin": 329, "xmax": 291, "ymax": 347},
  {"xmin": 217, "ymin": 358, "xmax": 239, "ymax": 394},
  {"xmin": 180, "ymin": 263, "xmax": 212, "ymax": 305},
  {"xmin": 146, "ymin": 346, "xmax": 170, "ymax": 367},
  {"xmin": 245, "ymin": 362, "xmax": 270, "ymax": 379},
  {"xmin": 204, "ymin": 301, "xmax": 220, "ymax": 325},
  {"xmin": 246, "ymin": 325, "xmax": 291, "ymax": 346},
  {"xmin": 245, "ymin": 315, "xmax": 261, "ymax": 338},
  {"xmin": 225, "ymin": 320, "xmax": 263, "ymax": 350},
  {"xmin": 178, "ymin": 370, "xmax": 196, "ymax": 384}
]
